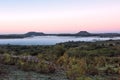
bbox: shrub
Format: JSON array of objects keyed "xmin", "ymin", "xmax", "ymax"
[
  {"xmin": 35, "ymin": 60, "xmax": 55, "ymax": 73},
  {"xmin": 66, "ymin": 58, "xmax": 87, "ymax": 80},
  {"xmin": 3, "ymin": 53, "xmax": 11, "ymax": 64},
  {"xmin": 17, "ymin": 59, "xmax": 25, "ymax": 70},
  {"xmin": 86, "ymin": 65, "xmax": 99, "ymax": 76},
  {"xmin": 94, "ymin": 56, "xmax": 106, "ymax": 67},
  {"xmin": 56, "ymin": 53, "xmax": 69, "ymax": 69},
  {"xmin": 53, "ymin": 45, "xmax": 65, "ymax": 57}
]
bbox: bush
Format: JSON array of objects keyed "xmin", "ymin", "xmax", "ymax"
[
  {"xmin": 53, "ymin": 45, "xmax": 66, "ymax": 57},
  {"xmin": 3, "ymin": 53, "xmax": 11, "ymax": 64},
  {"xmin": 66, "ymin": 58, "xmax": 87, "ymax": 80},
  {"xmin": 86, "ymin": 65, "xmax": 99, "ymax": 75},
  {"xmin": 35, "ymin": 60, "xmax": 55, "ymax": 73},
  {"xmin": 57, "ymin": 53, "xmax": 69, "ymax": 69},
  {"xmin": 17, "ymin": 59, "xmax": 26, "ymax": 70}
]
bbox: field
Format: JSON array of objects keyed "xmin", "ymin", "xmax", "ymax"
[{"xmin": 0, "ymin": 40, "xmax": 120, "ymax": 80}]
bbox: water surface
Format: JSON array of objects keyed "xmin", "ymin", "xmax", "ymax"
[{"xmin": 0, "ymin": 36, "xmax": 120, "ymax": 45}]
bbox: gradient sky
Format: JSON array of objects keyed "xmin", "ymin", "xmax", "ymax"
[{"xmin": 0, "ymin": 0, "xmax": 120, "ymax": 34}]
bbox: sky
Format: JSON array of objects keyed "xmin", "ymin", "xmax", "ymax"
[{"xmin": 0, "ymin": 0, "xmax": 120, "ymax": 34}]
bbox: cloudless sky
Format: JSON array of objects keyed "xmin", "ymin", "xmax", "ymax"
[{"xmin": 0, "ymin": 0, "xmax": 120, "ymax": 34}]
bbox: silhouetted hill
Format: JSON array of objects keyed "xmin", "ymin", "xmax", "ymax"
[
  {"xmin": 0, "ymin": 31, "xmax": 120, "ymax": 38},
  {"xmin": 57, "ymin": 31, "xmax": 91, "ymax": 36},
  {"xmin": 0, "ymin": 32, "xmax": 45, "ymax": 38},
  {"xmin": 76, "ymin": 31, "xmax": 91, "ymax": 36},
  {"xmin": 24, "ymin": 32, "xmax": 45, "ymax": 37}
]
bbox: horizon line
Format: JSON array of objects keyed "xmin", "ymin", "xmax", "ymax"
[{"xmin": 0, "ymin": 31, "xmax": 120, "ymax": 35}]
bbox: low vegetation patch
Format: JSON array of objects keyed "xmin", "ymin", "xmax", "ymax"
[{"xmin": 0, "ymin": 40, "xmax": 120, "ymax": 80}]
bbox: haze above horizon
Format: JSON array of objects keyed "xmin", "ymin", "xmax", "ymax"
[{"xmin": 0, "ymin": 0, "xmax": 120, "ymax": 34}]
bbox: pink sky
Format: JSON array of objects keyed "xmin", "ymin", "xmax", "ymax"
[{"xmin": 0, "ymin": 0, "xmax": 120, "ymax": 34}]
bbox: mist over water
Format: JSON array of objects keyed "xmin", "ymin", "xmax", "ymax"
[{"xmin": 0, "ymin": 36, "xmax": 120, "ymax": 45}]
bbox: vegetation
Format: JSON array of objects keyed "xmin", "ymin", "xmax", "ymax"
[{"xmin": 0, "ymin": 40, "xmax": 120, "ymax": 80}]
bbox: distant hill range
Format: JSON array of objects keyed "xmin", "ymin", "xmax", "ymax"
[{"xmin": 0, "ymin": 31, "xmax": 120, "ymax": 38}]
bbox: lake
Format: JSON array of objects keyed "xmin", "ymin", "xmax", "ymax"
[{"xmin": 0, "ymin": 36, "xmax": 120, "ymax": 45}]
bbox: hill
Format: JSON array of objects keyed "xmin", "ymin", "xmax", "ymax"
[
  {"xmin": 0, "ymin": 31, "xmax": 120, "ymax": 38},
  {"xmin": 24, "ymin": 32, "xmax": 45, "ymax": 37}
]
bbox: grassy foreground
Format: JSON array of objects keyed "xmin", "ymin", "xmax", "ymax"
[{"xmin": 0, "ymin": 40, "xmax": 120, "ymax": 80}]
